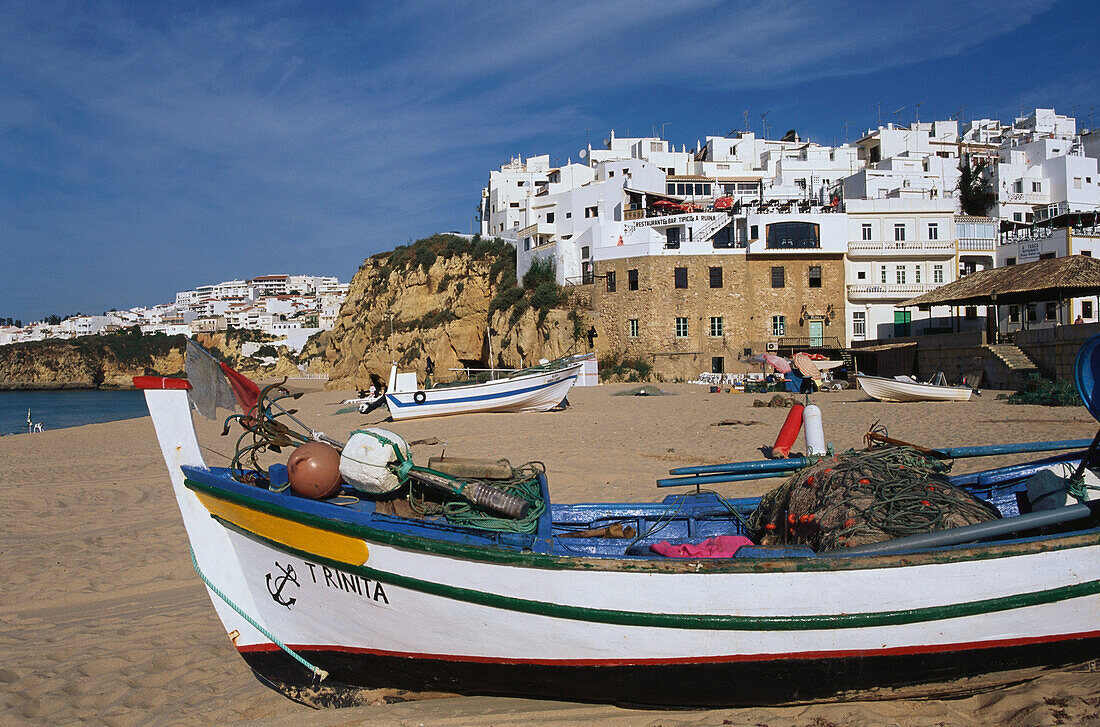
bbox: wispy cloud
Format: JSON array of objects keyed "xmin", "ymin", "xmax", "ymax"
[{"xmin": 0, "ymin": 0, "xmax": 1075, "ymax": 320}]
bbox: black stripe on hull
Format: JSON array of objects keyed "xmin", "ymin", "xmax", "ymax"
[{"xmin": 240, "ymin": 637, "xmax": 1100, "ymax": 708}]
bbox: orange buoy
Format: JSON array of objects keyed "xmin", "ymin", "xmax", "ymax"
[
  {"xmin": 287, "ymin": 442, "xmax": 343, "ymax": 499},
  {"xmin": 771, "ymin": 403, "xmax": 804, "ymax": 458}
]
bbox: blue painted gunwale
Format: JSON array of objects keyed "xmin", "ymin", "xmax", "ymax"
[{"xmin": 181, "ymin": 454, "xmax": 1100, "ymax": 572}]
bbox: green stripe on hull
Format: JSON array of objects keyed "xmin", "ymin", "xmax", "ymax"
[
  {"xmin": 213, "ymin": 515, "xmax": 1100, "ymax": 632},
  {"xmin": 184, "ymin": 477, "xmax": 1100, "ymax": 574}
]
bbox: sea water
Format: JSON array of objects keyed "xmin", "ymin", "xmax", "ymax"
[{"xmin": 0, "ymin": 390, "xmax": 149, "ymax": 435}]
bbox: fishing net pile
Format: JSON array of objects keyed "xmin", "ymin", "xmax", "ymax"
[{"xmin": 747, "ymin": 445, "xmax": 1001, "ymax": 552}]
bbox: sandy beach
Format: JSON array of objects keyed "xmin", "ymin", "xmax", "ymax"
[{"xmin": 3, "ymin": 382, "xmax": 1100, "ymax": 726}]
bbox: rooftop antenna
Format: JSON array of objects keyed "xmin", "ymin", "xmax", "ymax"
[
  {"xmin": 915, "ymin": 101, "xmax": 924, "ymax": 124},
  {"xmin": 743, "ymin": 110, "xmax": 750, "ymax": 134},
  {"xmin": 877, "ymin": 102, "xmax": 882, "ymax": 127},
  {"xmin": 893, "ymin": 106, "xmax": 905, "ymax": 124},
  {"xmin": 844, "ymin": 118, "xmax": 854, "ymax": 142},
  {"xmin": 661, "ymin": 122, "xmax": 671, "ymax": 140},
  {"xmin": 761, "ymin": 111, "xmax": 770, "ymax": 140}
]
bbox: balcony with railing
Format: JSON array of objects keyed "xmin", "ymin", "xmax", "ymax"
[
  {"xmin": 1002, "ymin": 191, "xmax": 1050, "ymax": 205},
  {"xmin": 957, "ymin": 237, "xmax": 996, "ymax": 251},
  {"xmin": 847, "ymin": 282, "xmax": 940, "ymax": 300},
  {"xmin": 847, "ymin": 240, "xmax": 955, "ymax": 256}
]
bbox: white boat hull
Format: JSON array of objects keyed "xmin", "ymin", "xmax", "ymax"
[
  {"xmin": 385, "ymin": 361, "xmax": 583, "ymax": 420},
  {"xmin": 855, "ymin": 374, "xmax": 974, "ymax": 402},
  {"xmin": 187, "ymin": 488, "xmax": 1100, "ymax": 705}
]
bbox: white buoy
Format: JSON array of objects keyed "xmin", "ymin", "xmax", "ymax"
[{"xmin": 803, "ymin": 404, "xmax": 826, "ymax": 455}]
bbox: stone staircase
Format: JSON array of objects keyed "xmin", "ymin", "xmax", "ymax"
[
  {"xmin": 840, "ymin": 350, "xmax": 857, "ymax": 373},
  {"xmin": 986, "ymin": 344, "xmax": 1040, "ymax": 373},
  {"xmin": 984, "ymin": 344, "xmax": 1041, "ymax": 389}
]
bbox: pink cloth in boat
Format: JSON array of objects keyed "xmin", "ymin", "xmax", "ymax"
[{"xmin": 650, "ymin": 535, "xmax": 754, "ymax": 558}]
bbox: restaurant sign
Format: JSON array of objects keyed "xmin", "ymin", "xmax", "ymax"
[{"xmin": 1019, "ymin": 240, "xmax": 1042, "ymax": 261}]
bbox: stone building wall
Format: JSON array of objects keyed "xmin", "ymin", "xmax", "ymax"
[{"xmin": 590, "ymin": 253, "xmax": 846, "ymax": 381}]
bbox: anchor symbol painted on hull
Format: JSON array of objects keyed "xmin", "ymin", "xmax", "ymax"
[{"xmin": 266, "ymin": 562, "xmax": 299, "ymax": 609}]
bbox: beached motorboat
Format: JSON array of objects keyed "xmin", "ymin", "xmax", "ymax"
[
  {"xmin": 137, "ymin": 374, "xmax": 1100, "ymax": 707},
  {"xmin": 335, "ymin": 392, "xmax": 385, "ymax": 414},
  {"xmin": 384, "ymin": 356, "xmax": 584, "ymax": 421},
  {"xmin": 854, "ymin": 372, "xmax": 974, "ymax": 402}
]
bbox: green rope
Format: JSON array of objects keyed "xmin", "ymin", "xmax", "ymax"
[
  {"xmin": 408, "ymin": 462, "xmax": 548, "ymax": 533},
  {"xmin": 188, "ymin": 546, "xmax": 328, "ymax": 682}
]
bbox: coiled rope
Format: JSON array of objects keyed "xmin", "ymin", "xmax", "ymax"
[{"xmin": 408, "ymin": 462, "xmax": 548, "ymax": 533}]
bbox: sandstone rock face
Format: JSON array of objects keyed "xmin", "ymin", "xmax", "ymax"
[
  {"xmin": 0, "ymin": 331, "xmax": 289, "ymax": 389},
  {"xmin": 322, "ymin": 241, "xmax": 590, "ymax": 390},
  {"xmin": 0, "ymin": 336, "xmax": 185, "ymax": 389}
]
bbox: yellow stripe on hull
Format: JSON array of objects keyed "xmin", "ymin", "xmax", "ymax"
[{"xmin": 194, "ymin": 492, "xmax": 369, "ymax": 566}]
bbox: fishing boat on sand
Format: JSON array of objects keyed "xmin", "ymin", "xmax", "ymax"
[
  {"xmin": 383, "ymin": 355, "xmax": 584, "ymax": 421},
  {"xmin": 854, "ymin": 371, "xmax": 974, "ymax": 402},
  {"xmin": 134, "ymin": 336, "xmax": 1100, "ymax": 708}
]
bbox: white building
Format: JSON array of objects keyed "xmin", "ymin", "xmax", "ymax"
[
  {"xmin": 844, "ymin": 197, "xmax": 959, "ymax": 341},
  {"xmin": 248, "ymin": 274, "xmax": 290, "ymax": 297},
  {"xmin": 58, "ymin": 315, "xmax": 114, "ymax": 338}
]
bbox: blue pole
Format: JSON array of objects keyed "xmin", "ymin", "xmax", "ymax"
[
  {"xmin": 940, "ymin": 439, "xmax": 1093, "ymax": 459},
  {"xmin": 660, "ymin": 448, "xmax": 1091, "ymax": 490},
  {"xmin": 656, "ymin": 470, "xmax": 797, "ymax": 488},
  {"xmin": 667, "ymin": 439, "xmax": 1093, "ymax": 477}
]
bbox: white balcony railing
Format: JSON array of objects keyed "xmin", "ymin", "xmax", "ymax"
[
  {"xmin": 847, "ymin": 241, "xmax": 955, "ymax": 255},
  {"xmin": 958, "ymin": 238, "xmax": 996, "ymax": 251},
  {"xmin": 847, "ymin": 283, "xmax": 941, "ymax": 300},
  {"xmin": 1003, "ymin": 191, "xmax": 1050, "ymax": 205}
]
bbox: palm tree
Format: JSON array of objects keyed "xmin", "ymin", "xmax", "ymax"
[{"xmin": 957, "ymin": 158, "xmax": 997, "ymax": 216}]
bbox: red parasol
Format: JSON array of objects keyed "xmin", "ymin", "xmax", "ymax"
[{"xmin": 792, "ymin": 352, "xmax": 822, "ymax": 381}]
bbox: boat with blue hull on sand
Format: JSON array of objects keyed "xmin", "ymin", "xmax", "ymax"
[
  {"xmin": 135, "ymin": 338, "xmax": 1100, "ymax": 708},
  {"xmin": 384, "ymin": 355, "xmax": 584, "ymax": 421}
]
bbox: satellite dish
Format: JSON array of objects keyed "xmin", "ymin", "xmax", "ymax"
[{"xmin": 579, "ymin": 149, "xmax": 587, "ymax": 159}]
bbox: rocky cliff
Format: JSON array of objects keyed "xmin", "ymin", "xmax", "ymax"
[
  {"xmin": 320, "ymin": 234, "xmax": 591, "ymax": 390},
  {"xmin": 0, "ymin": 330, "xmax": 293, "ymax": 389}
]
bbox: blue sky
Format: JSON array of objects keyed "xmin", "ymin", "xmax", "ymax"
[{"xmin": 2, "ymin": 0, "xmax": 1097, "ymax": 323}]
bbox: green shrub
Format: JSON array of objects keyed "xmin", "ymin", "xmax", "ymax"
[
  {"xmin": 599, "ymin": 351, "xmax": 653, "ymax": 382},
  {"xmin": 490, "ymin": 251, "xmax": 516, "ymax": 286},
  {"xmin": 391, "ymin": 309, "xmax": 459, "ymax": 334},
  {"xmin": 522, "ymin": 257, "xmax": 556, "ymax": 290},
  {"xmin": 436, "ymin": 273, "xmax": 453, "ymax": 293},
  {"xmin": 1006, "ymin": 374, "xmax": 1082, "ymax": 406},
  {"xmin": 567, "ymin": 310, "xmax": 584, "ymax": 341},
  {"xmin": 489, "ymin": 285, "xmax": 524, "ymax": 319},
  {"xmin": 508, "ymin": 298, "xmax": 530, "ymax": 327}
]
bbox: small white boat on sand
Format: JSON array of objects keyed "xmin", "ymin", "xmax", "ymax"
[
  {"xmin": 385, "ymin": 356, "xmax": 584, "ymax": 421},
  {"xmin": 855, "ymin": 372, "xmax": 974, "ymax": 402}
]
